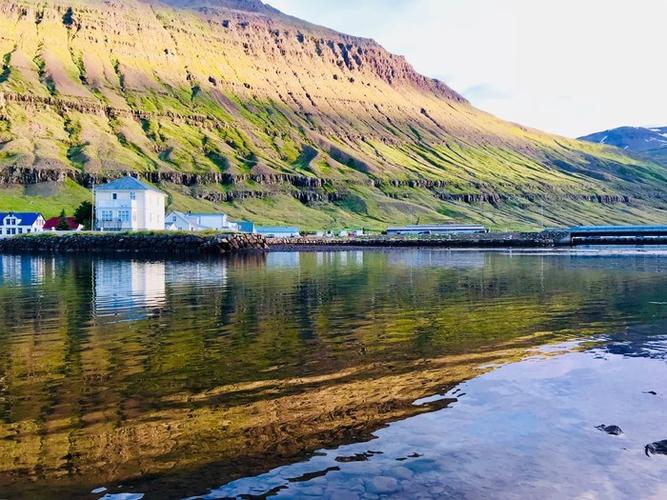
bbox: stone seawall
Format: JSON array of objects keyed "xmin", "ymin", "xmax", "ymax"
[
  {"xmin": 268, "ymin": 231, "xmax": 569, "ymax": 250},
  {"xmin": 0, "ymin": 231, "xmax": 571, "ymax": 256},
  {"xmin": 0, "ymin": 232, "xmax": 269, "ymax": 256}
]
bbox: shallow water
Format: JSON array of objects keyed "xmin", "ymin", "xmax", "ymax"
[{"xmin": 0, "ymin": 250, "xmax": 666, "ymax": 498}]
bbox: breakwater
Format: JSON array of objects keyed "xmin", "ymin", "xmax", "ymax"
[
  {"xmin": 268, "ymin": 230, "xmax": 569, "ymax": 250},
  {"xmin": 0, "ymin": 232, "xmax": 269, "ymax": 255},
  {"xmin": 0, "ymin": 230, "xmax": 571, "ymax": 256}
]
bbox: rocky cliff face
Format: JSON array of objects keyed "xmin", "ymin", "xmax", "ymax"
[
  {"xmin": 0, "ymin": 0, "xmax": 665, "ymax": 228},
  {"xmin": 158, "ymin": 0, "xmax": 281, "ymax": 14}
]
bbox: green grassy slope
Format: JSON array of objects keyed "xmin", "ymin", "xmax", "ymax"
[{"xmin": 0, "ymin": 0, "xmax": 665, "ymax": 229}]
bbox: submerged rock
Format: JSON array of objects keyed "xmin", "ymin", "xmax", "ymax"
[
  {"xmin": 645, "ymin": 440, "xmax": 667, "ymax": 457},
  {"xmin": 596, "ymin": 425, "xmax": 623, "ymax": 436},
  {"xmin": 335, "ymin": 450, "xmax": 383, "ymax": 463}
]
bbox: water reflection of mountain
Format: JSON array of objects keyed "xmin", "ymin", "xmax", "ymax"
[
  {"xmin": 600, "ymin": 320, "xmax": 667, "ymax": 360},
  {"xmin": 520, "ymin": 253, "xmax": 667, "ymax": 274},
  {"xmin": 94, "ymin": 260, "xmax": 166, "ymax": 321}
]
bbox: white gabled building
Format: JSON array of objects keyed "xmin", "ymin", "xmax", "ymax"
[
  {"xmin": 165, "ymin": 211, "xmax": 239, "ymax": 232},
  {"xmin": 94, "ymin": 176, "xmax": 166, "ymax": 231},
  {"xmin": 0, "ymin": 212, "xmax": 45, "ymax": 238}
]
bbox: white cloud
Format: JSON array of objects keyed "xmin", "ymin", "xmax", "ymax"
[{"xmin": 269, "ymin": 0, "xmax": 667, "ymax": 137}]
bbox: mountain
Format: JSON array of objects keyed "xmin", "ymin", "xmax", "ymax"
[
  {"xmin": 0, "ymin": 0, "xmax": 666, "ymax": 229},
  {"xmin": 580, "ymin": 126, "xmax": 667, "ymax": 167}
]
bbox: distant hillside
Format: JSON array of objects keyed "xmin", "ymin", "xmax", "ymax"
[
  {"xmin": 0, "ymin": 0, "xmax": 666, "ymax": 229},
  {"xmin": 580, "ymin": 126, "xmax": 667, "ymax": 167}
]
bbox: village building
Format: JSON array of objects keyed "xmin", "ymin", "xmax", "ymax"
[
  {"xmin": 0, "ymin": 212, "xmax": 45, "ymax": 238},
  {"xmin": 256, "ymin": 226, "xmax": 301, "ymax": 238},
  {"xmin": 237, "ymin": 221, "xmax": 257, "ymax": 234},
  {"xmin": 43, "ymin": 216, "xmax": 83, "ymax": 232},
  {"xmin": 165, "ymin": 211, "xmax": 239, "ymax": 232},
  {"xmin": 94, "ymin": 176, "xmax": 166, "ymax": 231},
  {"xmin": 386, "ymin": 224, "xmax": 487, "ymax": 236}
]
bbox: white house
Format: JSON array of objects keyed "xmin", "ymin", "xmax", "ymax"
[
  {"xmin": 94, "ymin": 176, "xmax": 166, "ymax": 231},
  {"xmin": 0, "ymin": 212, "xmax": 45, "ymax": 238},
  {"xmin": 165, "ymin": 211, "xmax": 239, "ymax": 232}
]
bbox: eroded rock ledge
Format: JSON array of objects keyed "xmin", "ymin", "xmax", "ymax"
[{"xmin": 0, "ymin": 166, "xmax": 655, "ymax": 208}]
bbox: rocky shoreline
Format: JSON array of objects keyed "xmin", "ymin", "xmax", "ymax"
[
  {"xmin": 0, "ymin": 232, "xmax": 269, "ymax": 256},
  {"xmin": 0, "ymin": 231, "xmax": 572, "ymax": 256},
  {"xmin": 268, "ymin": 230, "xmax": 570, "ymax": 250}
]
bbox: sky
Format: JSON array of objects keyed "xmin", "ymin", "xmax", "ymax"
[{"xmin": 269, "ymin": 0, "xmax": 667, "ymax": 138}]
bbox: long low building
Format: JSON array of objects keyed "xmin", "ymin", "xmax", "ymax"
[
  {"xmin": 256, "ymin": 226, "xmax": 301, "ymax": 238},
  {"xmin": 386, "ymin": 224, "xmax": 487, "ymax": 236},
  {"xmin": 165, "ymin": 211, "xmax": 238, "ymax": 232}
]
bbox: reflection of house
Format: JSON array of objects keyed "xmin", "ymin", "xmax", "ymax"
[
  {"xmin": 256, "ymin": 226, "xmax": 300, "ymax": 238},
  {"xmin": 0, "ymin": 255, "xmax": 49, "ymax": 284},
  {"xmin": 165, "ymin": 260, "xmax": 228, "ymax": 287},
  {"xmin": 94, "ymin": 176, "xmax": 166, "ymax": 231},
  {"xmin": 266, "ymin": 252, "xmax": 300, "ymax": 268},
  {"xmin": 387, "ymin": 250, "xmax": 485, "ymax": 269},
  {"xmin": 94, "ymin": 260, "xmax": 166, "ymax": 321},
  {"xmin": 165, "ymin": 212, "xmax": 238, "ymax": 232},
  {"xmin": 0, "ymin": 212, "xmax": 45, "ymax": 237},
  {"xmin": 43, "ymin": 217, "xmax": 83, "ymax": 232},
  {"xmin": 314, "ymin": 251, "xmax": 364, "ymax": 267}
]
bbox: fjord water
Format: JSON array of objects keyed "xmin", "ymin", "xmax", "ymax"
[{"xmin": 1, "ymin": 250, "xmax": 667, "ymax": 499}]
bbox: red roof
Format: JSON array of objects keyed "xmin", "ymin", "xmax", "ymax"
[{"xmin": 44, "ymin": 216, "xmax": 81, "ymax": 231}]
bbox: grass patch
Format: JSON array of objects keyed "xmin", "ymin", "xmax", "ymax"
[{"xmin": 0, "ymin": 180, "xmax": 90, "ymax": 217}]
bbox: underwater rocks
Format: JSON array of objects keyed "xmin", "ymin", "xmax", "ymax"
[
  {"xmin": 596, "ymin": 425, "xmax": 623, "ymax": 436},
  {"xmin": 645, "ymin": 440, "xmax": 667, "ymax": 457}
]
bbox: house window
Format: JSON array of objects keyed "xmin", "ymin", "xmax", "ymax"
[
  {"xmin": 101, "ymin": 210, "xmax": 113, "ymax": 221},
  {"xmin": 119, "ymin": 210, "xmax": 130, "ymax": 222},
  {"xmin": 112, "ymin": 193, "xmax": 117, "ymax": 200},
  {"xmin": 18, "ymin": 228, "xmax": 22, "ymax": 234},
  {"xmin": 130, "ymin": 192, "xmax": 136, "ymax": 200},
  {"xmin": 27, "ymin": 229, "xmax": 31, "ymax": 233}
]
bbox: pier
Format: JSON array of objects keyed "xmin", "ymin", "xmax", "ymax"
[{"xmin": 566, "ymin": 225, "xmax": 667, "ymax": 245}]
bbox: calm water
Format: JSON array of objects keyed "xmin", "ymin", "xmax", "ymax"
[{"xmin": 1, "ymin": 249, "xmax": 667, "ymax": 499}]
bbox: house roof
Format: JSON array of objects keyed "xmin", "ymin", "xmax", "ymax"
[
  {"xmin": 166, "ymin": 211, "xmax": 196, "ymax": 224},
  {"xmin": 184, "ymin": 212, "xmax": 228, "ymax": 217},
  {"xmin": 43, "ymin": 216, "xmax": 81, "ymax": 231},
  {"xmin": 0, "ymin": 212, "xmax": 43, "ymax": 226},
  {"xmin": 256, "ymin": 226, "xmax": 300, "ymax": 233},
  {"xmin": 96, "ymin": 176, "xmax": 165, "ymax": 194}
]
